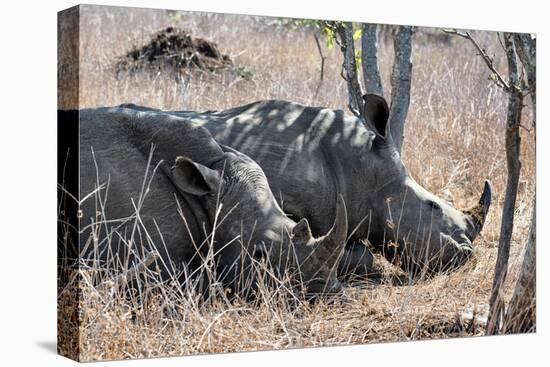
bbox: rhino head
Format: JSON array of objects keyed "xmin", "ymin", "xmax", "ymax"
[
  {"xmin": 359, "ymin": 94, "xmax": 492, "ymax": 273},
  {"xmin": 171, "ymin": 145, "xmax": 347, "ymax": 298}
]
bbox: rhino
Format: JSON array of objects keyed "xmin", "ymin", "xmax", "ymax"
[
  {"xmin": 72, "ymin": 106, "xmax": 348, "ymax": 298},
  {"xmin": 123, "ymin": 95, "xmax": 492, "ymax": 277}
]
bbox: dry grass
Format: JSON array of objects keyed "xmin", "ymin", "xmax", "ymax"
[{"xmin": 58, "ymin": 4, "xmax": 536, "ymax": 362}]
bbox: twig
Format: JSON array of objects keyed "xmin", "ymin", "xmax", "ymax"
[
  {"xmin": 97, "ymin": 250, "xmax": 161, "ymax": 294},
  {"xmin": 444, "ymin": 29, "xmax": 511, "ymax": 91},
  {"xmin": 519, "ymin": 124, "xmax": 533, "ymax": 133},
  {"xmin": 312, "ymin": 32, "xmax": 326, "ymax": 100},
  {"xmin": 313, "ymin": 33, "xmax": 326, "ymax": 82}
]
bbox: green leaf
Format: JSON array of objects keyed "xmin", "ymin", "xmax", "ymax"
[
  {"xmin": 353, "ymin": 28, "xmax": 362, "ymax": 41},
  {"xmin": 323, "ymin": 27, "xmax": 334, "ymax": 49}
]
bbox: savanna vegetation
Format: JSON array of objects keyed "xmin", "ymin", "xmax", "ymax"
[{"xmin": 58, "ymin": 5, "xmax": 535, "ymax": 361}]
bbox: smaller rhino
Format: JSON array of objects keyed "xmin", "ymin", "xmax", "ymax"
[{"xmin": 75, "ymin": 106, "xmax": 348, "ymax": 299}]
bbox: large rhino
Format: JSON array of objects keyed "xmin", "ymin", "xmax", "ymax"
[
  {"xmin": 124, "ymin": 95, "xmax": 492, "ymax": 277},
  {"xmin": 74, "ymin": 106, "xmax": 348, "ymax": 298}
]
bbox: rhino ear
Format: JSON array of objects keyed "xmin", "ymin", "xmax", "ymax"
[
  {"xmin": 171, "ymin": 156, "xmax": 220, "ymax": 196},
  {"xmin": 362, "ymin": 94, "xmax": 389, "ymax": 137}
]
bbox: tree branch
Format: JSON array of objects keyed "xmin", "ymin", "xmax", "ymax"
[
  {"xmin": 312, "ymin": 32, "xmax": 327, "ymax": 100},
  {"xmin": 444, "ymin": 29, "xmax": 511, "ymax": 91}
]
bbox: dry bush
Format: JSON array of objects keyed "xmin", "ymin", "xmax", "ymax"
[{"xmin": 58, "ymin": 4, "xmax": 536, "ymax": 361}]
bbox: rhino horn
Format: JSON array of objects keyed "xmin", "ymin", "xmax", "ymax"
[
  {"xmin": 464, "ymin": 180, "xmax": 492, "ymax": 240},
  {"xmin": 318, "ymin": 194, "xmax": 348, "ymax": 263}
]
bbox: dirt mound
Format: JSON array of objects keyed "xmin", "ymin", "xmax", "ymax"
[{"xmin": 117, "ymin": 27, "xmax": 232, "ymax": 75}]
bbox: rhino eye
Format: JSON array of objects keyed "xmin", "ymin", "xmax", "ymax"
[{"xmin": 427, "ymin": 200, "xmax": 441, "ymax": 211}]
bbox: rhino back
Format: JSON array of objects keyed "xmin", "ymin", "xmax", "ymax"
[{"xmin": 175, "ymin": 100, "xmax": 374, "ymax": 236}]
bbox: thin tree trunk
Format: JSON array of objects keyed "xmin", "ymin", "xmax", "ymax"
[
  {"xmin": 486, "ymin": 33, "xmax": 524, "ymax": 335},
  {"xmin": 337, "ymin": 22, "xmax": 363, "ymax": 116},
  {"xmin": 361, "ymin": 23, "xmax": 384, "ymax": 96},
  {"xmin": 503, "ymin": 202, "xmax": 536, "ymax": 333},
  {"xmin": 514, "ymin": 33, "xmax": 536, "ymax": 127},
  {"xmin": 501, "ymin": 33, "xmax": 536, "ymax": 334},
  {"xmin": 388, "ymin": 26, "xmax": 412, "ymax": 153}
]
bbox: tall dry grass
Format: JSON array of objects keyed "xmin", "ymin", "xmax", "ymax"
[{"xmin": 58, "ymin": 4, "xmax": 536, "ymax": 361}]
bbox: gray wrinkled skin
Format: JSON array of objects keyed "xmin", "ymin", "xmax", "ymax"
[
  {"xmin": 77, "ymin": 106, "xmax": 347, "ymax": 298},
  {"xmin": 124, "ymin": 96, "xmax": 492, "ymax": 276}
]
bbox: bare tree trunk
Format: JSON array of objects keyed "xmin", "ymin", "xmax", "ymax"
[
  {"xmin": 486, "ymin": 33, "xmax": 524, "ymax": 335},
  {"xmin": 444, "ymin": 30, "xmax": 535, "ymax": 335},
  {"xmin": 336, "ymin": 22, "xmax": 363, "ymax": 116},
  {"xmin": 337, "ymin": 22, "xmax": 412, "ymax": 152},
  {"xmin": 503, "ymin": 202, "xmax": 536, "ymax": 333},
  {"xmin": 388, "ymin": 26, "xmax": 412, "ymax": 153},
  {"xmin": 361, "ymin": 24, "xmax": 384, "ymax": 96},
  {"xmin": 514, "ymin": 34, "xmax": 536, "ymax": 127},
  {"xmin": 500, "ymin": 33, "xmax": 536, "ymax": 335}
]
